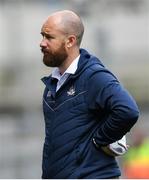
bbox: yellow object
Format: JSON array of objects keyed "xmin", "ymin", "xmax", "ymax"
[{"xmin": 123, "ymin": 138, "xmax": 149, "ymax": 178}]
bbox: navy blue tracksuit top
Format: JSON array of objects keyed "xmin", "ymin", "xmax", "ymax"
[{"xmin": 41, "ymin": 49, "xmax": 139, "ymax": 179}]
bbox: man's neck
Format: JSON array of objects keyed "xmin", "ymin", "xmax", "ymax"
[{"xmin": 59, "ymin": 49, "xmax": 80, "ymax": 75}]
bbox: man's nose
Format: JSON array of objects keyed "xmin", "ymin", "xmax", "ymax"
[{"xmin": 40, "ymin": 38, "xmax": 47, "ymax": 48}]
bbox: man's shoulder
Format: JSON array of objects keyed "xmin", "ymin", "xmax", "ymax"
[
  {"xmin": 79, "ymin": 49, "xmax": 113, "ymax": 79},
  {"xmin": 83, "ymin": 58, "xmax": 118, "ymax": 84},
  {"xmin": 85, "ymin": 59, "xmax": 106, "ymax": 76}
]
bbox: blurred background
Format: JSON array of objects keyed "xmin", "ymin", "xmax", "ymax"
[{"xmin": 0, "ymin": 0, "xmax": 148, "ymax": 178}]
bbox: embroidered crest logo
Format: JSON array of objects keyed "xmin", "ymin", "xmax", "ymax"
[
  {"xmin": 67, "ymin": 86, "xmax": 75, "ymax": 96},
  {"xmin": 47, "ymin": 90, "xmax": 51, "ymax": 97}
]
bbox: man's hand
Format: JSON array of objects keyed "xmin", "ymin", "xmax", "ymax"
[{"xmin": 93, "ymin": 135, "xmax": 128, "ymax": 157}]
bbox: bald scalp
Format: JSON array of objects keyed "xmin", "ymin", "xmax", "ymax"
[{"xmin": 47, "ymin": 10, "xmax": 84, "ymax": 46}]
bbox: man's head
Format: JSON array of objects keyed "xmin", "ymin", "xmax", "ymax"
[{"xmin": 40, "ymin": 10, "xmax": 84, "ymax": 69}]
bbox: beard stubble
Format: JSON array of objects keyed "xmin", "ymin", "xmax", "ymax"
[{"xmin": 42, "ymin": 43, "xmax": 68, "ymax": 67}]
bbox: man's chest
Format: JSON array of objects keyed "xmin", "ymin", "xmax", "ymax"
[{"xmin": 43, "ymin": 78, "xmax": 87, "ymax": 112}]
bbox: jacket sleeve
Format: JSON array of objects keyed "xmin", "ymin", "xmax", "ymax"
[{"xmin": 87, "ymin": 68, "xmax": 139, "ymax": 146}]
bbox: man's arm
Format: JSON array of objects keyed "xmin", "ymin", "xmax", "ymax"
[{"xmin": 87, "ymin": 69, "xmax": 139, "ymax": 147}]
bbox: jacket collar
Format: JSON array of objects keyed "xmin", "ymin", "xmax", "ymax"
[{"xmin": 41, "ymin": 48, "xmax": 101, "ymax": 90}]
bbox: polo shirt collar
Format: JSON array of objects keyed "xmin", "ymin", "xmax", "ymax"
[{"xmin": 51, "ymin": 55, "xmax": 80, "ymax": 80}]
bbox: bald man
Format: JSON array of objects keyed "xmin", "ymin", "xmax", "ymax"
[{"xmin": 40, "ymin": 10, "xmax": 139, "ymax": 179}]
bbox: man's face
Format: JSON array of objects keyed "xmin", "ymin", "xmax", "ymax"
[{"xmin": 40, "ymin": 20, "xmax": 68, "ymax": 67}]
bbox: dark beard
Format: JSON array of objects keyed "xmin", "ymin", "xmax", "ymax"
[{"xmin": 42, "ymin": 45, "xmax": 68, "ymax": 67}]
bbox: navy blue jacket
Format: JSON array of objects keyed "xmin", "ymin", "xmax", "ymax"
[{"xmin": 41, "ymin": 49, "xmax": 139, "ymax": 179}]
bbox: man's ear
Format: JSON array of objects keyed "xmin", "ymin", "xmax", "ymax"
[{"xmin": 66, "ymin": 35, "xmax": 76, "ymax": 48}]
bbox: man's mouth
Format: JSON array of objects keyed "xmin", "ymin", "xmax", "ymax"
[{"xmin": 41, "ymin": 49, "xmax": 49, "ymax": 55}]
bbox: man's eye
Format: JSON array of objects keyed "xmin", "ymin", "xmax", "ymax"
[
  {"xmin": 40, "ymin": 33, "xmax": 44, "ymax": 37},
  {"xmin": 40, "ymin": 33, "xmax": 54, "ymax": 40},
  {"xmin": 46, "ymin": 35, "xmax": 54, "ymax": 40}
]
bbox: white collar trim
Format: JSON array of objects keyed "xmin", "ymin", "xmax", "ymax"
[{"xmin": 51, "ymin": 55, "xmax": 80, "ymax": 80}]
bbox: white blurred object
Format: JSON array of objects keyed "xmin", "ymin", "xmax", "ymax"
[{"xmin": 109, "ymin": 135, "xmax": 128, "ymax": 156}]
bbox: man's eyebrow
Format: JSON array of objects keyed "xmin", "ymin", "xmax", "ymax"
[{"xmin": 40, "ymin": 32, "xmax": 54, "ymax": 37}]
